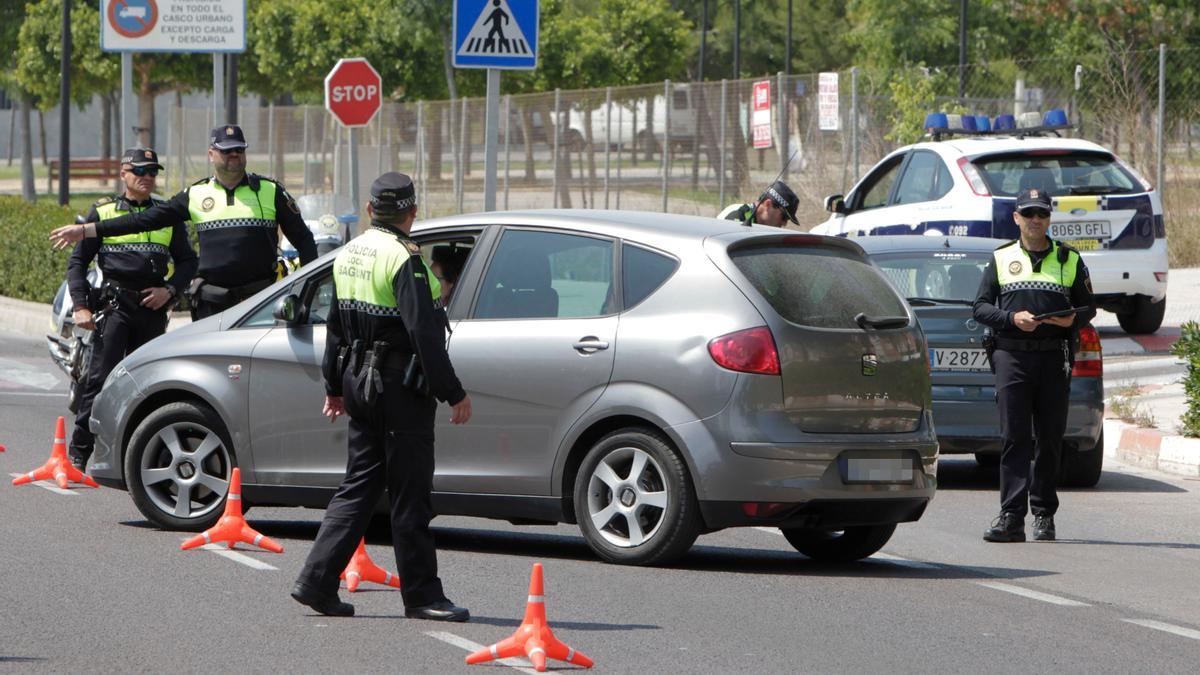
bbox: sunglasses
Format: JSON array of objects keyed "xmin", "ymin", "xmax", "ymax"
[
  {"xmin": 126, "ymin": 166, "xmax": 159, "ymax": 177},
  {"xmin": 1018, "ymin": 208, "xmax": 1051, "ymax": 219},
  {"xmin": 216, "ymin": 147, "xmax": 245, "ymax": 155}
]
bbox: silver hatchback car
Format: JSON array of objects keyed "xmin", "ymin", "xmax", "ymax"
[{"xmin": 88, "ymin": 211, "xmax": 938, "ymax": 565}]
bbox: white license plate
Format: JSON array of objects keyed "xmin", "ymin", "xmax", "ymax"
[
  {"xmin": 845, "ymin": 458, "xmax": 915, "ymax": 483},
  {"xmin": 929, "ymin": 347, "xmax": 990, "ymax": 371},
  {"xmin": 1050, "ymin": 221, "xmax": 1111, "ymax": 240}
]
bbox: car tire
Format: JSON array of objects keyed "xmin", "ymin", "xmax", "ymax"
[
  {"xmin": 780, "ymin": 524, "xmax": 897, "ymax": 563},
  {"xmin": 974, "ymin": 452, "xmax": 1000, "ymax": 468},
  {"xmin": 1060, "ymin": 432, "xmax": 1103, "ymax": 488},
  {"xmin": 1117, "ymin": 295, "xmax": 1165, "ymax": 335},
  {"xmin": 573, "ymin": 428, "xmax": 701, "ymax": 566},
  {"xmin": 125, "ymin": 401, "xmax": 238, "ymax": 531}
]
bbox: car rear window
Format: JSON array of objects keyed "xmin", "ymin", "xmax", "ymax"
[
  {"xmin": 729, "ymin": 244, "xmax": 908, "ymax": 329},
  {"xmin": 622, "ymin": 243, "xmax": 678, "ymax": 308},
  {"xmin": 871, "ymin": 251, "xmax": 991, "ymax": 302},
  {"xmin": 974, "ymin": 150, "xmax": 1139, "ymax": 197}
]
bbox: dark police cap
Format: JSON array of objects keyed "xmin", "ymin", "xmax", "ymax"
[
  {"xmin": 760, "ymin": 180, "xmax": 800, "ymax": 224},
  {"xmin": 120, "ymin": 147, "xmax": 163, "ymax": 169},
  {"xmin": 370, "ymin": 172, "xmax": 417, "ymax": 212},
  {"xmin": 1015, "ymin": 187, "xmax": 1052, "ymax": 212},
  {"xmin": 210, "ymin": 124, "xmax": 248, "ymax": 150}
]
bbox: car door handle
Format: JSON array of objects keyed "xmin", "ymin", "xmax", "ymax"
[{"xmin": 573, "ymin": 337, "xmax": 609, "ymax": 353}]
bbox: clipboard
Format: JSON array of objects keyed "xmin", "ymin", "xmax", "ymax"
[{"xmin": 1033, "ymin": 306, "xmax": 1089, "ymax": 321}]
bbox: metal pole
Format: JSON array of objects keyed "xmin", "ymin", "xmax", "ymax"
[
  {"xmin": 503, "ymin": 94, "xmax": 511, "ymax": 209},
  {"xmin": 553, "ymin": 88, "xmax": 561, "ymax": 208},
  {"xmin": 719, "ymin": 79, "xmax": 727, "ymax": 206},
  {"xmin": 699, "ymin": 0, "xmax": 708, "ymax": 82},
  {"xmin": 267, "ymin": 102, "xmax": 274, "ymax": 173},
  {"xmin": 58, "ymin": 0, "xmax": 70, "ymax": 205},
  {"xmin": 121, "ymin": 54, "xmax": 133, "ymax": 150},
  {"xmin": 212, "ymin": 55, "xmax": 225, "ymax": 125},
  {"xmin": 175, "ymin": 105, "xmax": 184, "ymax": 192},
  {"xmin": 733, "ymin": 0, "xmax": 741, "ymax": 80},
  {"xmin": 604, "ymin": 87, "xmax": 612, "ymax": 209},
  {"xmin": 303, "ymin": 105, "xmax": 310, "ymax": 193},
  {"xmin": 225, "ymin": 54, "xmax": 238, "ymax": 124},
  {"xmin": 662, "ymin": 80, "xmax": 671, "ymax": 212},
  {"xmin": 458, "ymin": 97, "xmax": 468, "ymax": 213},
  {"xmin": 1157, "ymin": 43, "xmax": 1166, "ymax": 195},
  {"xmin": 851, "ymin": 67, "xmax": 859, "ymax": 182},
  {"xmin": 958, "ymin": 0, "xmax": 968, "ymax": 102},
  {"xmin": 786, "ymin": 0, "xmax": 792, "ymax": 76},
  {"xmin": 376, "ymin": 107, "xmax": 385, "ymax": 177},
  {"xmin": 484, "ymin": 69, "xmax": 500, "ymax": 212},
  {"xmin": 350, "ymin": 127, "xmax": 360, "ymax": 217},
  {"xmin": 416, "ymin": 101, "xmax": 426, "ymax": 218},
  {"xmin": 616, "ymin": 102, "xmax": 623, "ymax": 209},
  {"xmin": 778, "ymin": 71, "xmax": 788, "ymax": 177}
]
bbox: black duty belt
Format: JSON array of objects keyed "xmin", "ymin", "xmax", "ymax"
[
  {"xmin": 362, "ymin": 349, "xmax": 415, "ymax": 371},
  {"xmin": 995, "ymin": 337, "xmax": 1066, "ymax": 352}
]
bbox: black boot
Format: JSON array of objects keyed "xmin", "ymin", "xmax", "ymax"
[
  {"xmin": 983, "ymin": 512, "xmax": 1026, "ymax": 543},
  {"xmin": 405, "ymin": 599, "xmax": 470, "ymax": 622},
  {"xmin": 291, "ymin": 581, "xmax": 354, "ymax": 617},
  {"xmin": 1032, "ymin": 515, "xmax": 1056, "ymax": 541}
]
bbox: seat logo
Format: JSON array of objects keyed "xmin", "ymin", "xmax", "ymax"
[{"xmin": 862, "ymin": 354, "xmax": 878, "ymax": 376}]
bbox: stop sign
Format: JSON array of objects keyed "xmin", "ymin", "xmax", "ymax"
[{"xmin": 325, "ymin": 58, "xmax": 383, "ymax": 127}]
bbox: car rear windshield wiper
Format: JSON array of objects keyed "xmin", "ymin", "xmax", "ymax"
[
  {"xmin": 1068, "ymin": 185, "xmax": 1132, "ymax": 195},
  {"xmin": 855, "ymin": 312, "xmax": 909, "ymax": 330},
  {"xmin": 906, "ymin": 297, "xmax": 974, "ymax": 306}
]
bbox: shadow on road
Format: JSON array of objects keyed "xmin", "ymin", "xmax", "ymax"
[
  {"xmin": 936, "ymin": 458, "xmax": 1186, "ymax": 493},
  {"xmin": 1053, "ymin": 538, "xmax": 1200, "ymax": 550}
]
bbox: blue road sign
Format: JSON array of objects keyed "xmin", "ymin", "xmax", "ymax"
[{"xmin": 453, "ymin": 0, "xmax": 539, "ymax": 70}]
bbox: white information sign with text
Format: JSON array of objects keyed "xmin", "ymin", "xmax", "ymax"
[
  {"xmin": 818, "ymin": 72, "xmax": 840, "ymax": 131},
  {"xmin": 101, "ymin": 0, "xmax": 246, "ymax": 53}
]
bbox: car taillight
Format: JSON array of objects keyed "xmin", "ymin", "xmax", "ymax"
[
  {"xmin": 708, "ymin": 327, "xmax": 780, "ymax": 375},
  {"xmin": 957, "ymin": 157, "xmax": 991, "ymax": 197},
  {"xmin": 1072, "ymin": 325, "xmax": 1102, "ymax": 378}
]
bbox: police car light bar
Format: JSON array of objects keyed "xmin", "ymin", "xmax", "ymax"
[{"xmin": 924, "ymin": 108, "xmax": 1071, "ymax": 140}]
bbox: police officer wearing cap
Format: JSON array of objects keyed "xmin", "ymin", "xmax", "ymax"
[
  {"xmin": 50, "ymin": 124, "xmax": 317, "ymax": 319},
  {"xmin": 291, "ymin": 172, "xmax": 473, "ymax": 622},
  {"xmin": 974, "ymin": 187, "xmax": 1095, "ymax": 543},
  {"xmin": 66, "ymin": 148, "xmax": 198, "ymax": 471},
  {"xmin": 718, "ymin": 180, "xmax": 801, "ymax": 227}
]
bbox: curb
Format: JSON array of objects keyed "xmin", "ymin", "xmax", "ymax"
[
  {"xmin": 0, "ymin": 295, "xmax": 191, "ymax": 341},
  {"xmin": 1104, "ymin": 418, "xmax": 1200, "ymax": 479}
]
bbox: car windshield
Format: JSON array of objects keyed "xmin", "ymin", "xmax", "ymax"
[
  {"xmin": 871, "ymin": 250, "xmax": 992, "ymax": 303},
  {"xmin": 973, "ymin": 150, "xmax": 1140, "ymax": 197}
]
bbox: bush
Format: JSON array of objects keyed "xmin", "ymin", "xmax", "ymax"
[
  {"xmin": 0, "ymin": 196, "xmax": 76, "ymax": 304},
  {"xmin": 1173, "ymin": 321, "xmax": 1200, "ymax": 438}
]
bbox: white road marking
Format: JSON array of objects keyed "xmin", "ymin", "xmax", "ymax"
[
  {"xmin": 752, "ymin": 526, "xmax": 782, "ymax": 535},
  {"xmin": 976, "ymin": 581, "xmax": 1090, "ymax": 607},
  {"xmin": 8, "ymin": 472, "xmax": 78, "ymax": 496},
  {"xmin": 425, "ymin": 630, "xmax": 540, "ymax": 674},
  {"xmin": 0, "ymin": 358, "xmax": 63, "ymax": 390},
  {"xmin": 1122, "ymin": 619, "xmax": 1200, "ymax": 641},
  {"xmin": 192, "ymin": 541, "xmax": 279, "ymax": 570},
  {"xmin": 0, "ymin": 391, "xmax": 68, "ymax": 397}
]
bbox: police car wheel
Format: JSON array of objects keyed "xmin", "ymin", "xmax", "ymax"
[
  {"xmin": 573, "ymin": 428, "xmax": 701, "ymax": 566},
  {"xmin": 780, "ymin": 524, "xmax": 897, "ymax": 563},
  {"xmin": 1116, "ymin": 295, "xmax": 1166, "ymax": 335},
  {"xmin": 124, "ymin": 401, "xmax": 238, "ymax": 531}
]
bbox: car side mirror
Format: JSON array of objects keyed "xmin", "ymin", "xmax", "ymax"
[
  {"xmin": 824, "ymin": 194, "xmax": 847, "ymax": 214},
  {"xmin": 273, "ymin": 294, "xmax": 300, "ymax": 324}
]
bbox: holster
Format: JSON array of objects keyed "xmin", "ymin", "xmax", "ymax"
[
  {"xmin": 982, "ymin": 329, "xmax": 997, "ymax": 374},
  {"xmin": 401, "ymin": 353, "xmax": 429, "ymax": 398},
  {"xmin": 355, "ymin": 340, "xmax": 388, "ymax": 406}
]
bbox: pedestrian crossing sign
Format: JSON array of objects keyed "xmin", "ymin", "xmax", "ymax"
[{"xmin": 453, "ymin": 0, "xmax": 539, "ymax": 70}]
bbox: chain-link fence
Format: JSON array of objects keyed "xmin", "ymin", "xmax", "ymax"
[{"xmin": 141, "ymin": 46, "xmax": 1200, "ymax": 264}]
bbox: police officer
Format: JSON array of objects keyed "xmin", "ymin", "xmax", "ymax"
[
  {"xmin": 718, "ymin": 180, "xmax": 801, "ymax": 227},
  {"xmin": 291, "ymin": 172, "xmax": 473, "ymax": 622},
  {"xmin": 50, "ymin": 125, "xmax": 317, "ymax": 319},
  {"xmin": 66, "ymin": 148, "xmax": 198, "ymax": 471},
  {"xmin": 974, "ymin": 187, "xmax": 1095, "ymax": 542}
]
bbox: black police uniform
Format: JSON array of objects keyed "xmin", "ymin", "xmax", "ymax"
[
  {"xmin": 66, "ymin": 150, "xmax": 198, "ymax": 468},
  {"xmin": 293, "ymin": 172, "xmax": 469, "ymax": 621},
  {"xmin": 88, "ymin": 125, "xmax": 317, "ymax": 319},
  {"xmin": 720, "ymin": 180, "xmax": 801, "ymax": 227},
  {"xmin": 973, "ymin": 189, "xmax": 1095, "ymax": 541}
]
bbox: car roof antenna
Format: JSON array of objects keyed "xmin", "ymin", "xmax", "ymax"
[{"xmin": 747, "ymin": 149, "xmax": 800, "ymax": 227}]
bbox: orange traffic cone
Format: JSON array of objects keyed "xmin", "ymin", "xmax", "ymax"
[
  {"xmin": 180, "ymin": 468, "xmax": 283, "ymax": 553},
  {"xmin": 466, "ymin": 563, "xmax": 593, "ymax": 672},
  {"xmin": 340, "ymin": 539, "xmax": 401, "ymax": 592},
  {"xmin": 11, "ymin": 417, "xmax": 97, "ymax": 489}
]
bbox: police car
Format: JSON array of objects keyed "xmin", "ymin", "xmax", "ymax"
[{"xmin": 811, "ymin": 109, "xmax": 1168, "ymax": 334}]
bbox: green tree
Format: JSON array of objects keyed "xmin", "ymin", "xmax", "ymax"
[
  {"xmin": 689, "ymin": 0, "xmax": 853, "ymax": 80},
  {"xmin": 1, "ymin": 0, "xmax": 36, "ymax": 201}
]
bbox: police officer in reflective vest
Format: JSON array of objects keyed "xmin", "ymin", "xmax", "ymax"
[
  {"xmin": 50, "ymin": 125, "xmax": 317, "ymax": 319},
  {"xmin": 718, "ymin": 180, "xmax": 801, "ymax": 227},
  {"xmin": 973, "ymin": 187, "xmax": 1095, "ymax": 543},
  {"xmin": 65, "ymin": 148, "xmax": 198, "ymax": 471},
  {"xmin": 291, "ymin": 172, "xmax": 473, "ymax": 622}
]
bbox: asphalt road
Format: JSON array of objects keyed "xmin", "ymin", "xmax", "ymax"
[{"xmin": 1, "ymin": 332, "xmax": 1197, "ymax": 673}]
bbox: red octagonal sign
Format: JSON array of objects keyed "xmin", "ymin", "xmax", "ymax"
[{"xmin": 325, "ymin": 58, "xmax": 383, "ymax": 128}]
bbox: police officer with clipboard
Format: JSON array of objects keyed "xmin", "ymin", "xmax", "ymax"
[{"xmin": 973, "ymin": 187, "xmax": 1095, "ymax": 543}]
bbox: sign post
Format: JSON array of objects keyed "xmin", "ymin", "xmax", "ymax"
[
  {"xmin": 752, "ymin": 80, "xmax": 772, "ymax": 149},
  {"xmin": 453, "ymin": 0, "xmax": 539, "ymax": 212},
  {"xmin": 325, "ymin": 58, "xmax": 384, "ymax": 218}
]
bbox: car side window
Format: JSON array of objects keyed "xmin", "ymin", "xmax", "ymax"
[
  {"xmin": 853, "ymin": 155, "xmax": 905, "ymax": 211},
  {"xmin": 894, "ymin": 151, "xmax": 952, "ymax": 205},
  {"xmin": 622, "ymin": 243, "xmax": 678, "ymax": 309},
  {"xmin": 474, "ymin": 230, "xmax": 614, "ymax": 320},
  {"xmin": 304, "ymin": 273, "xmax": 335, "ymax": 325}
]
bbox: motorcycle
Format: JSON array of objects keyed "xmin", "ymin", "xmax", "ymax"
[
  {"xmin": 279, "ymin": 194, "xmax": 358, "ymax": 274},
  {"xmin": 47, "ymin": 216, "xmax": 103, "ymax": 413}
]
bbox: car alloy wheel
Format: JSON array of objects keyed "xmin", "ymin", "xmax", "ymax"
[{"xmin": 586, "ymin": 445, "xmax": 669, "ymax": 548}]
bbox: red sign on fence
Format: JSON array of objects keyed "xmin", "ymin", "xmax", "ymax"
[
  {"xmin": 325, "ymin": 58, "xmax": 383, "ymax": 128},
  {"xmin": 752, "ymin": 80, "xmax": 772, "ymax": 149}
]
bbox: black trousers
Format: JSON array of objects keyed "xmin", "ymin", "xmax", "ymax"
[
  {"xmin": 297, "ymin": 367, "xmax": 446, "ymax": 609},
  {"xmin": 69, "ymin": 299, "xmax": 168, "ymax": 463},
  {"xmin": 994, "ymin": 348, "xmax": 1070, "ymax": 518}
]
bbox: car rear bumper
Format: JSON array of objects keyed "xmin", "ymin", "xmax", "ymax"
[
  {"xmin": 1081, "ymin": 239, "xmax": 1168, "ymax": 301},
  {"xmin": 700, "ymin": 496, "xmax": 930, "ymax": 530}
]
